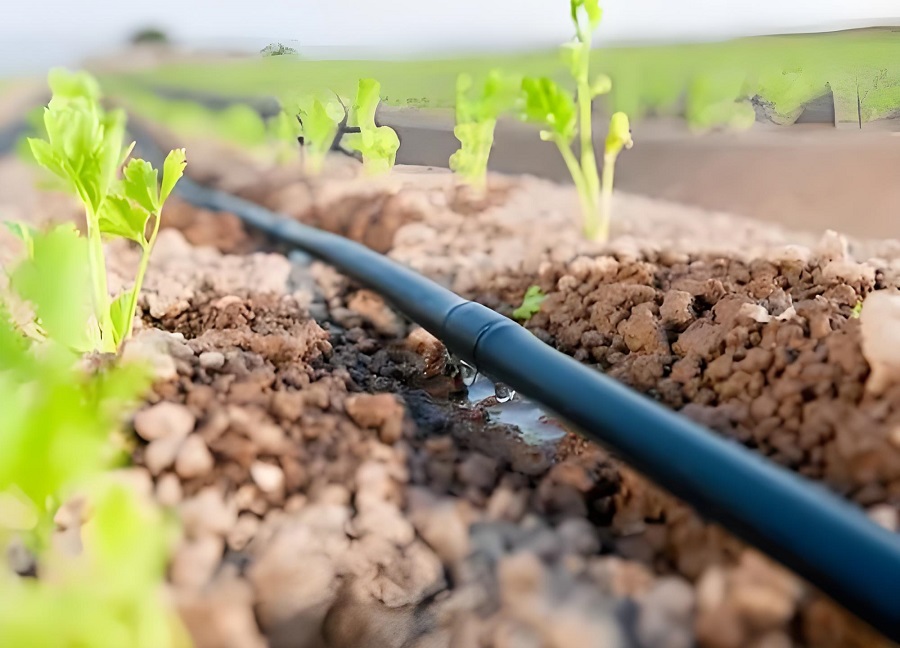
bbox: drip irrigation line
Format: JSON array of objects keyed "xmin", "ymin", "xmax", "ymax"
[{"xmin": 5, "ymin": 117, "xmax": 899, "ymax": 640}]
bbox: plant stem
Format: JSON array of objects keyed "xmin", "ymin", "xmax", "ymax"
[
  {"xmin": 599, "ymin": 151, "xmax": 617, "ymax": 243},
  {"xmin": 556, "ymin": 138, "xmax": 598, "ymax": 238},
  {"xmin": 85, "ymin": 205, "xmax": 114, "ymax": 351},
  {"xmin": 122, "ymin": 213, "xmax": 161, "ymax": 349},
  {"xmin": 576, "ymin": 37, "xmax": 603, "ymax": 241}
]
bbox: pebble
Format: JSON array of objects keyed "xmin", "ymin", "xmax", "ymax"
[
  {"xmin": 156, "ymin": 472, "xmax": 184, "ymax": 507},
  {"xmin": 199, "ymin": 351, "xmax": 226, "ymax": 370},
  {"xmin": 144, "ymin": 435, "xmax": 186, "ymax": 475},
  {"xmin": 134, "ymin": 402, "xmax": 196, "ymax": 441},
  {"xmin": 175, "ymin": 435, "xmax": 216, "ymax": 479},
  {"xmin": 250, "ymin": 461, "xmax": 285, "ymax": 494},
  {"xmin": 867, "ymin": 504, "xmax": 899, "ymax": 532},
  {"xmin": 179, "ymin": 487, "xmax": 238, "ymax": 537}
]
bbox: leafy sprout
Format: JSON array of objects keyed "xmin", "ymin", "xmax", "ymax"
[
  {"xmin": 345, "ymin": 79, "xmax": 401, "ymax": 175},
  {"xmin": 450, "ymin": 71, "xmax": 521, "ymax": 191},
  {"xmin": 19, "ymin": 69, "xmax": 186, "ymax": 353},
  {"xmin": 277, "ymin": 92, "xmax": 345, "ymax": 173},
  {"xmin": 512, "ymin": 285, "xmax": 547, "ymax": 321},
  {"xmin": 518, "ymin": 0, "xmax": 632, "ymax": 241}
]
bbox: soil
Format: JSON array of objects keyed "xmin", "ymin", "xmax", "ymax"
[{"xmin": 3, "ymin": 134, "xmax": 900, "ymax": 648}]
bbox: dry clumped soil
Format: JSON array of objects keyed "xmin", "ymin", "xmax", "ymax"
[{"xmin": 3, "ymin": 144, "xmax": 900, "ymax": 648}]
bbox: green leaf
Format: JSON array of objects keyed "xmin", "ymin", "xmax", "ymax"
[
  {"xmin": 47, "ymin": 68, "xmax": 101, "ymax": 103},
  {"xmin": 98, "ymin": 194, "xmax": 149, "ymax": 246},
  {"xmin": 26, "ymin": 137, "xmax": 66, "ymax": 179},
  {"xmin": 513, "ymin": 286, "xmax": 547, "ymax": 321},
  {"xmin": 571, "ymin": 0, "xmax": 603, "ymax": 31},
  {"xmin": 343, "ymin": 79, "xmax": 401, "ymax": 175},
  {"xmin": 159, "ymin": 148, "xmax": 187, "ymax": 205},
  {"xmin": 605, "ymin": 112, "xmax": 633, "ymax": 157},
  {"xmin": 109, "ymin": 289, "xmax": 135, "ymax": 347},
  {"xmin": 122, "ymin": 159, "xmax": 160, "ymax": 213},
  {"xmin": 5, "ymin": 222, "xmax": 37, "ymax": 258},
  {"xmin": 591, "ymin": 74, "xmax": 613, "ymax": 97},
  {"xmin": 9, "ymin": 224, "xmax": 95, "ymax": 352},
  {"xmin": 520, "ymin": 77, "xmax": 577, "ymax": 142}
]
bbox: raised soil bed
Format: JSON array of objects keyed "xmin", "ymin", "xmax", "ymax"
[{"xmin": 2, "ymin": 139, "xmax": 899, "ymax": 648}]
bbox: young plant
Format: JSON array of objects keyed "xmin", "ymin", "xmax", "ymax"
[
  {"xmin": 285, "ymin": 93, "xmax": 346, "ymax": 173},
  {"xmin": 512, "ymin": 285, "xmax": 547, "ymax": 322},
  {"xmin": 21, "ymin": 69, "xmax": 186, "ymax": 353},
  {"xmin": 345, "ymin": 79, "xmax": 401, "ymax": 175},
  {"xmin": 519, "ymin": 0, "xmax": 632, "ymax": 241},
  {"xmin": 449, "ymin": 71, "xmax": 521, "ymax": 191}
]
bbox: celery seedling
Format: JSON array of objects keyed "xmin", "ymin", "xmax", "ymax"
[
  {"xmin": 450, "ymin": 71, "xmax": 521, "ymax": 191},
  {"xmin": 292, "ymin": 94, "xmax": 345, "ymax": 173},
  {"xmin": 519, "ymin": 0, "xmax": 632, "ymax": 241},
  {"xmin": 512, "ymin": 285, "xmax": 547, "ymax": 321},
  {"xmin": 22, "ymin": 69, "xmax": 186, "ymax": 352},
  {"xmin": 345, "ymin": 79, "xmax": 401, "ymax": 174}
]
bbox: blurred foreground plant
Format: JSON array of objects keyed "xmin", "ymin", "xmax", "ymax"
[
  {"xmin": 0, "ymin": 231, "xmax": 189, "ymax": 645},
  {"xmin": 518, "ymin": 0, "xmax": 632, "ymax": 241}
]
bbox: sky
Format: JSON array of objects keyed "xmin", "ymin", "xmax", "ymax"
[{"xmin": 2, "ymin": 0, "xmax": 899, "ymax": 73}]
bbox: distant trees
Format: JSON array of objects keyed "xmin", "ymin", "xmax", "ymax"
[
  {"xmin": 261, "ymin": 43, "xmax": 299, "ymax": 57},
  {"xmin": 130, "ymin": 27, "xmax": 169, "ymax": 45}
]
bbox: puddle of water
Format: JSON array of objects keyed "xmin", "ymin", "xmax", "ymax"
[{"xmin": 463, "ymin": 371, "xmax": 567, "ymax": 445}]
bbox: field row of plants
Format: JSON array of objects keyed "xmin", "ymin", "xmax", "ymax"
[{"xmin": 98, "ymin": 27, "xmax": 900, "ymax": 128}]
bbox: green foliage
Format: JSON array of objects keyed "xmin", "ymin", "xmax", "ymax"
[
  {"xmin": 345, "ymin": 79, "xmax": 401, "ymax": 175},
  {"xmin": 512, "ymin": 285, "xmax": 547, "ymax": 321},
  {"xmin": 299, "ymin": 96, "xmax": 344, "ymax": 172},
  {"xmin": 0, "ymin": 228, "xmax": 186, "ymax": 646},
  {"xmin": 0, "ymin": 484, "xmax": 189, "ymax": 648},
  {"xmin": 22, "ymin": 69, "xmax": 186, "ymax": 353},
  {"xmin": 450, "ymin": 71, "xmax": 521, "ymax": 189},
  {"xmin": 0, "ymin": 301, "xmax": 151, "ymax": 540},
  {"xmin": 520, "ymin": 76, "xmax": 577, "ymax": 142},
  {"xmin": 517, "ymin": 0, "xmax": 631, "ymax": 241}
]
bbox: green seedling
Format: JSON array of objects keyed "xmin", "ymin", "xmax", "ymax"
[
  {"xmin": 20, "ymin": 69, "xmax": 186, "ymax": 353},
  {"xmin": 851, "ymin": 299, "xmax": 863, "ymax": 318},
  {"xmin": 277, "ymin": 92, "xmax": 345, "ymax": 173},
  {"xmin": 345, "ymin": 79, "xmax": 401, "ymax": 174},
  {"xmin": 513, "ymin": 285, "xmax": 547, "ymax": 321},
  {"xmin": 450, "ymin": 71, "xmax": 522, "ymax": 191},
  {"xmin": 519, "ymin": 0, "xmax": 632, "ymax": 241}
]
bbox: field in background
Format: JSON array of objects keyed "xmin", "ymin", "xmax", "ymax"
[{"xmin": 96, "ymin": 28, "xmax": 900, "ymax": 129}]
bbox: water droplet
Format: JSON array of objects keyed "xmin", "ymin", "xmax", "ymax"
[
  {"xmin": 494, "ymin": 383, "xmax": 516, "ymax": 403},
  {"xmin": 459, "ymin": 361, "xmax": 479, "ymax": 386}
]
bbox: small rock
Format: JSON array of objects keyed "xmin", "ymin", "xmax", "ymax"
[
  {"xmin": 660, "ymin": 290, "xmax": 694, "ymax": 329},
  {"xmin": 250, "ymin": 462, "xmax": 285, "ymax": 494},
  {"xmin": 344, "ymin": 393, "xmax": 406, "ymax": 444},
  {"xmin": 347, "ymin": 289, "xmax": 404, "ymax": 337},
  {"xmin": 176, "ymin": 435, "xmax": 216, "ymax": 479},
  {"xmin": 867, "ymin": 504, "xmax": 898, "ymax": 532},
  {"xmin": 134, "ymin": 402, "xmax": 196, "ymax": 441},
  {"xmin": 145, "ymin": 435, "xmax": 186, "ymax": 475},
  {"xmin": 156, "ymin": 472, "xmax": 183, "ymax": 507},
  {"xmin": 860, "ymin": 291, "xmax": 900, "ymax": 394},
  {"xmin": 199, "ymin": 351, "xmax": 226, "ymax": 370}
]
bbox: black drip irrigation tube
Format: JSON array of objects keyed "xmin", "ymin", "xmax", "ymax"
[{"xmin": 5, "ymin": 117, "xmax": 900, "ymax": 640}]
